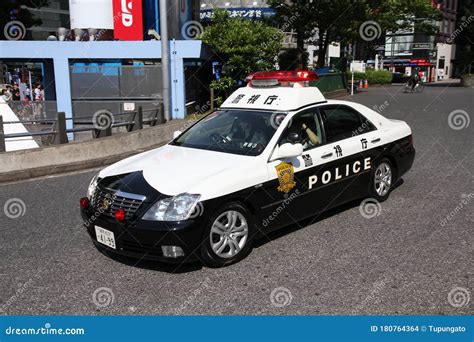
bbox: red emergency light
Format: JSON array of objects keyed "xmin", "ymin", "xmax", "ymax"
[
  {"xmin": 80, "ymin": 197, "xmax": 90, "ymax": 209},
  {"xmin": 115, "ymin": 208, "xmax": 126, "ymax": 222},
  {"xmin": 247, "ymin": 70, "xmax": 318, "ymax": 82}
]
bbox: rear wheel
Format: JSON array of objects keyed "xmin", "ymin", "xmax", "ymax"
[
  {"xmin": 370, "ymin": 158, "xmax": 394, "ymax": 202},
  {"xmin": 200, "ymin": 203, "xmax": 254, "ymax": 267}
]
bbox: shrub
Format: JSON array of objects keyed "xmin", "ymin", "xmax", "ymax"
[
  {"xmin": 347, "ymin": 70, "xmax": 393, "ymax": 84},
  {"xmin": 366, "ymin": 70, "xmax": 393, "ymax": 84}
]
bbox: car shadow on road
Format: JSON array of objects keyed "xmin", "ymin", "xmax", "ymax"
[{"xmin": 254, "ymin": 178, "xmax": 404, "ymax": 248}]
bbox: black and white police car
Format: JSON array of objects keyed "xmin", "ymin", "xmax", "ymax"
[{"xmin": 80, "ymin": 70, "xmax": 415, "ymax": 267}]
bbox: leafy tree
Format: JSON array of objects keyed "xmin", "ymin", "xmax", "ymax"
[
  {"xmin": 200, "ymin": 9, "xmax": 284, "ymax": 93},
  {"xmin": 268, "ymin": 0, "xmax": 440, "ymax": 68},
  {"xmin": 1, "ymin": 0, "xmax": 50, "ymax": 40}
]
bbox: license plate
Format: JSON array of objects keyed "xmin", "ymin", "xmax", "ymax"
[{"xmin": 95, "ymin": 226, "xmax": 116, "ymax": 249}]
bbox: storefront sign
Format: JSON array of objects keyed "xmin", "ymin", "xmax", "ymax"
[
  {"xmin": 113, "ymin": 0, "xmax": 144, "ymax": 41},
  {"xmin": 200, "ymin": 8, "xmax": 275, "ymax": 21}
]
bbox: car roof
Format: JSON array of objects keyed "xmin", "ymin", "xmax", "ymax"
[{"xmin": 221, "ymin": 86, "xmax": 327, "ymax": 112}]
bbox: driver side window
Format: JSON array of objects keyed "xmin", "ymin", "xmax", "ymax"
[{"xmin": 278, "ymin": 108, "xmax": 322, "ymax": 151}]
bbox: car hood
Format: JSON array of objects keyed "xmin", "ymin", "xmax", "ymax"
[{"xmin": 99, "ymin": 144, "xmax": 267, "ymax": 200}]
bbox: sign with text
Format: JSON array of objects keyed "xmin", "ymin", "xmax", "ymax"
[{"xmin": 113, "ymin": 0, "xmax": 143, "ymax": 41}]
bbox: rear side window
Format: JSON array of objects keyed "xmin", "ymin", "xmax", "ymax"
[{"xmin": 320, "ymin": 105, "xmax": 376, "ymax": 143}]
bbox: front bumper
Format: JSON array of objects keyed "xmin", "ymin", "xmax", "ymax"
[{"xmin": 81, "ymin": 206, "xmax": 204, "ymax": 263}]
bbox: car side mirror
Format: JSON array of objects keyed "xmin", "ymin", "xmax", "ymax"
[
  {"xmin": 173, "ymin": 130, "xmax": 182, "ymax": 139},
  {"xmin": 272, "ymin": 143, "xmax": 303, "ymax": 160}
]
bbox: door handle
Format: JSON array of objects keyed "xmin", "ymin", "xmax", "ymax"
[
  {"xmin": 371, "ymin": 138, "xmax": 381, "ymax": 143},
  {"xmin": 321, "ymin": 152, "xmax": 333, "ymax": 159}
]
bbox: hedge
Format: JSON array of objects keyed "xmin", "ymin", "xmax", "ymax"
[{"xmin": 349, "ymin": 70, "xmax": 393, "ymax": 84}]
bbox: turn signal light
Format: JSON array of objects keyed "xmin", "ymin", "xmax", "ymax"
[
  {"xmin": 115, "ymin": 209, "xmax": 126, "ymax": 222},
  {"xmin": 80, "ymin": 197, "xmax": 90, "ymax": 208}
]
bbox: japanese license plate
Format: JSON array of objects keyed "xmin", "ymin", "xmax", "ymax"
[{"xmin": 95, "ymin": 226, "xmax": 116, "ymax": 249}]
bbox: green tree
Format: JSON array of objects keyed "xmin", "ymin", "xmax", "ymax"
[
  {"xmin": 200, "ymin": 9, "xmax": 284, "ymax": 93},
  {"xmin": 268, "ymin": 0, "xmax": 440, "ymax": 68}
]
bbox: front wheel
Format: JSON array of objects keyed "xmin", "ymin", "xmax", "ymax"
[
  {"xmin": 200, "ymin": 203, "xmax": 255, "ymax": 267},
  {"xmin": 369, "ymin": 158, "xmax": 394, "ymax": 202}
]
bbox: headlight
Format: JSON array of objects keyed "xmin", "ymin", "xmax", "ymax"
[
  {"xmin": 87, "ymin": 173, "xmax": 100, "ymax": 199},
  {"xmin": 142, "ymin": 193, "xmax": 201, "ymax": 221}
]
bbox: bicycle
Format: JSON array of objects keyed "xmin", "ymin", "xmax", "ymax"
[{"xmin": 404, "ymin": 80, "xmax": 423, "ymax": 93}]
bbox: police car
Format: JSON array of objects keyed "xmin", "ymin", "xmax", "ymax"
[{"xmin": 80, "ymin": 70, "xmax": 415, "ymax": 267}]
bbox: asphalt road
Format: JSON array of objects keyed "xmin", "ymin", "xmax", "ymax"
[{"xmin": 0, "ymin": 84, "xmax": 472, "ymax": 315}]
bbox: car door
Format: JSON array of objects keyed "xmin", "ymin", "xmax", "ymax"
[
  {"xmin": 317, "ymin": 104, "xmax": 377, "ymax": 206},
  {"xmin": 262, "ymin": 107, "xmax": 342, "ymax": 229}
]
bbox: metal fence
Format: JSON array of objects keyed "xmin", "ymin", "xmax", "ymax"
[{"xmin": 8, "ymin": 101, "xmax": 58, "ymax": 121}]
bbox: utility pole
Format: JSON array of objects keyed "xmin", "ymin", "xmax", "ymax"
[{"xmin": 159, "ymin": 0, "xmax": 171, "ymax": 121}]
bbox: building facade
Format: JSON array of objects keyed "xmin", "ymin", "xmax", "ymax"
[
  {"xmin": 382, "ymin": 0, "xmax": 458, "ymax": 81},
  {"xmin": 1, "ymin": 0, "xmax": 203, "ymax": 127}
]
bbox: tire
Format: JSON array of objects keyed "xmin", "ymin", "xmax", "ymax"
[
  {"xmin": 200, "ymin": 202, "xmax": 255, "ymax": 267},
  {"xmin": 369, "ymin": 158, "xmax": 394, "ymax": 202}
]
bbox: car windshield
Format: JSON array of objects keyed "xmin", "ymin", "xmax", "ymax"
[{"xmin": 171, "ymin": 109, "xmax": 280, "ymax": 156}]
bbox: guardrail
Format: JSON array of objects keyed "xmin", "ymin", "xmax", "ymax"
[{"xmin": 0, "ymin": 103, "xmax": 165, "ymax": 153}]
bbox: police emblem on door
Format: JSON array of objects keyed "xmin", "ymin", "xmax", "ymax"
[{"xmin": 275, "ymin": 162, "xmax": 296, "ymax": 193}]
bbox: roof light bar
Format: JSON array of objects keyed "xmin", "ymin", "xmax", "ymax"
[{"xmin": 246, "ymin": 70, "xmax": 318, "ymax": 87}]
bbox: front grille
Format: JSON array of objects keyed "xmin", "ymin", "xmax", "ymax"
[{"xmin": 91, "ymin": 186, "xmax": 146, "ymax": 220}]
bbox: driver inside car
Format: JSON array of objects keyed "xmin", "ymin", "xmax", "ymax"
[
  {"xmin": 228, "ymin": 117, "xmax": 268, "ymax": 150},
  {"xmin": 283, "ymin": 117, "xmax": 320, "ymax": 149},
  {"xmin": 301, "ymin": 122, "xmax": 319, "ymax": 147}
]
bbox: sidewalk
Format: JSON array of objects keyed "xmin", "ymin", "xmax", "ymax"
[{"xmin": 425, "ymin": 78, "xmax": 461, "ymax": 87}]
